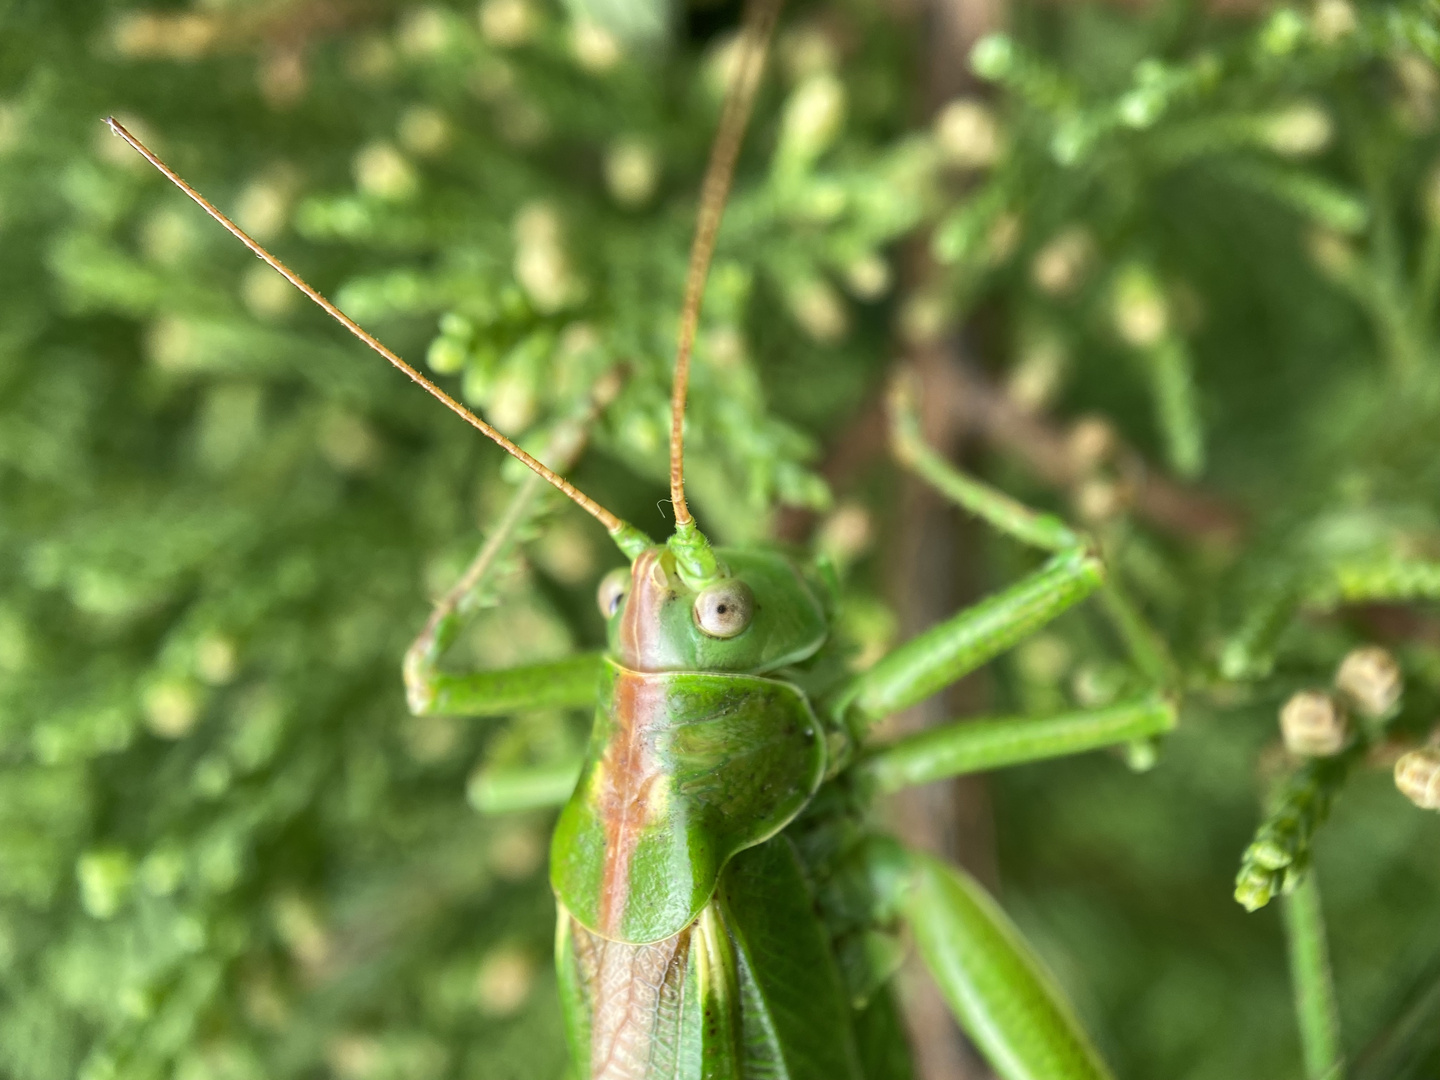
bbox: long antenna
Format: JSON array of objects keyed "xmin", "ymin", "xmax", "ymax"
[
  {"xmin": 667, "ymin": 0, "xmax": 783, "ymax": 528},
  {"xmin": 105, "ymin": 117, "xmax": 630, "ymax": 537}
]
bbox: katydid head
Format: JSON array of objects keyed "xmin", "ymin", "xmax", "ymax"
[{"xmin": 599, "ymin": 545, "xmax": 826, "ymax": 674}]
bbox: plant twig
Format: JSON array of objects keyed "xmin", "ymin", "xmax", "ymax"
[{"xmin": 1284, "ymin": 873, "xmax": 1346, "ymax": 1080}]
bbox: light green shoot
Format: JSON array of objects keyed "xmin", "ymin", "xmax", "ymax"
[{"xmin": 1284, "ymin": 873, "xmax": 1345, "ymax": 1080}]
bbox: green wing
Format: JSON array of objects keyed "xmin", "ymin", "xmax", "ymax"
[
  {"xmin": 902, "ymin": 852, "xmax": 1115, "ymax": 1080},
  {"xmin": 718, "ymin": 837, "xmax": 865, "ymax": 1080},
  {"xmin": 557, "ymin": 837, "xmax": 867, "ymax": 1080}
]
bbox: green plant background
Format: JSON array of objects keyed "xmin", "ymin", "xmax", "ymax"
[{"xmin": 1, "ymin": 1, "xmax": 1439, "ymax": 1078}]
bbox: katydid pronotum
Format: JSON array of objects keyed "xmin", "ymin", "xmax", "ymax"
[{"xmin": 107, "ymin": 4, "xmax": 1178, "ymax": 1076}]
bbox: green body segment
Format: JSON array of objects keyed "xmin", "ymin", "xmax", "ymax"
[
  {"xmin": 551, "ymin": 660, "xmax": 826, "ymax": 944},
  {"xmin": 557, "ymin": 837, "xmax": 866, "ymax": 1080}
]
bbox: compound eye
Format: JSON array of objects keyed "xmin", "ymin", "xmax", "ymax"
[
  {"xmin": 693, "ymin": 579, "xmax": 755, "ymax": 639},
  {"xmin": 596, "ymin": 567, "xmax": 631, "ymax": 619}
]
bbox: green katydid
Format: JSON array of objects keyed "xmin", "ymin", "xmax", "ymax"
[{"xmin": 105, "ymin": 4, "xmax": 1179, "ymax": 1074}]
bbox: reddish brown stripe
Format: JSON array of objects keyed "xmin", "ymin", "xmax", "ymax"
[
  {"xmin": 616, "ymin": 549, "xmax": 668, "ymax": 672},
  {"xmin": 595, "ymin": 668, "xmax": 667, "ymax": 937}
]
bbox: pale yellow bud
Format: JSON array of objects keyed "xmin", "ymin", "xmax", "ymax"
[
  {"xmin": 536, "ymin": 523, "xmax": 596, "ymax": 585},
  {"xmin": 347, "ymin": 35, "xmax": 397, "ymax": 84},
  {"xmin": 899, "ymin": 292, "xmax": 949, "ymax": 347},
  {"xmin": 476, "ymin": 946, "xmax": 535, "ymax": 1016},
  {"xmin": 1395, "ymin": 747, "xmax": 1440, "ymax": 809},
  {"xmin": 1311, "ymin": 0, "xmax": 1357, "ymax": 42},
  {"xmin": 327, "ymin": 1035, "xmax": 380, "ymax": 1080},
  {"xmin": 242, "ymin": 264, "xmax": 298, "ymax": 320},
  {"xmin": 195, "ymin": 635, "xmax": 238, "ymax": 686},
  {"xmin": 1074, "ymin": 477, "xmax": 1125, "ymax": 523},
  {"xmin": 1308, "ymin": 228, "xmax": 1357, "ymax": 277},
  {"xmin": 489, "ymin": 824, "xmax": 545, "ymax": 880},
  {"xmin": 144, "ymin": 679, "xmax": 201, "ymax": 739},
  {"xmin": 1395, "ymin": 53, "xmax": 1439, "ymax": 130},
  {"xmin": 702, "ymin": 326, "xmax": 746, "ymax": 370},
  {"xmin": 1280, "ymin": 690, "xmax": 1349, "ymax": 756},
  {"xmin": 570, "ymin": 19, "xmax": 621, "ymax": 72},
  {"xmin": 1031, "ymin": 228, "xmax": 1095, "ymax": 296},
  {"xmin": 146, "ymin": 316, "xmax": 199, "ymax": 372},
  {"xmin": 353, "ymin": 142, "xmax": 417, "ymax": 200},
  {"xmin": 487, "ymin": 366, "xmax": 538, "ymax": 434},
  {"xmin": 110, "ymin": 12, "xmax": 218, "ymax": 61},
  {"xmin": 788, "ymin": 279, "xmax": 849, "ymax": 343},
  {"xmin": 705, "ymin": 34, "xmax": 745, "ymax": 101},
  {"xmin": 1112, "ymin": 270, "xmax": 1169, "ymax": 347},
  {"xmin": 844, "ymin": 254, "xmax": 891, "ymax": 300},
  {"xmin": 77, "ymin": 850, "xmax": 133, "ymax": 919},
  {"xmin": 781, "ymin": 26, "xmax": 838, "ymax": 81},
  {"xmin": 1334, "ymin": 645, "xmax": 1402, "ymax": 719},
  {"xmin": 140, "ymin": 207, "xmax": 199, "ymax": 266},
  {"xmin": 317, "ymin": 411, "xmax": 381, "ymax": 473},
  {"xmin": 397, "ymin": 7, "xmax": 454, "ymax": 57},
  {"xmin": 399, "ymin": 106, "xmax": 451, "ymax": 156},
  {"xmin": 274, "ymin": 894, "xmax": 331, "ymax": 974},
  {"xmin": 258, "ymin": 49, "xmax": 307, "ymax": 109},
  {"xmin": 1265, "ymin": 103, "xmax": 1333, "ymax": 157},
  {"xmin": 933, "ymin": 99, "xmax": 1002, "ymax": 170},
  {"xmin": 987, "ymin": 214, "xmax": 1022, "ymax": 265},
  {"xmin": 1016, "ymin": 634, "xmax": 1071, "ymax": 685},
  {"xmin": 1068, "ymin": 416, "xmax": 1116, "ymax": 473},
  {"xmin": 1006, "ymin": 338, "xmax": 1066, "ymax": 412},
  {"xmin": 513, "ymin": 203, "xmax": 580, "ymax": 312},
  {"xmin": 817, "ymin": 503, "xmax": 874, "ymax": 565},
  {"xmin": 480, "ymin": 0, "xmax": 535, "ymax": 46},
  {"xmin": 235, "ymin": 168, "xmax": 297, "ymax": 242},
  {"xmin": 605, "ymin": 138, "xmax": 660, "ymax": 206},
  {"xmin": 779, "ymin": 73, "xmax": 846, "ymax": 167},
  {"xmin": 402, "ymin": 714, "xmax": 459, "ymax": 763}
]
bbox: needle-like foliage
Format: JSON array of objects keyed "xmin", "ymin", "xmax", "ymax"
[{"xmin": 2, "ymin": 1, "xmax": 1440, "ymax": 1079}]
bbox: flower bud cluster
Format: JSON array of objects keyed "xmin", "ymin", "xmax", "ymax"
[
  {"xmin": 1275, "ymin": 645, "xmax": 1403, "ymax": 759},
  {"xmin": 1234, "ymin": 761, "xmax": 1338, "ymax": 911}
]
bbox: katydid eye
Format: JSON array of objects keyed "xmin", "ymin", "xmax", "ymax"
[
  {"xmin": 596, "ymin": 567, "xmax": 631, "ymax": 618},
  {"xmin": 693, "ymin": 580, "xmax": 754, "ymax": 639}
]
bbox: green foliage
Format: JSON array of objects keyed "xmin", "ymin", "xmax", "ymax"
[{"xmin": 3, "ymin": 0, "xmax": 1440, "ymax": 1079}]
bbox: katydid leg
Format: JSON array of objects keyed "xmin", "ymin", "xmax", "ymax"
[
  {"xmin": 404, "ymin": 402, "xmax": 605, "ymax": 716},
  {"xmin": 839, "ymin": 548, "xmax": 1105, "ymax": 727},
  {"xmin": 889, "ymin": 373, "xmax": 1081, "ymax": 556},
  {"xmin": 412, "ymin": 652, "xmax": 605, "ymax": 717},
  {"xmin": 858, "ymin": 695, "xmax": 1176, "ymax": 793},
  {"xmin": 889, "ymin": 368, "xmax": 1177, "ymax": 697},
  {"xmin": 897, "ymin": 850, "xmax": 1116, "ymax": 1080}
]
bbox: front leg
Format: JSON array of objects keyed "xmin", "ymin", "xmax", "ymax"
[{"xmin": 404, "ymin": 402, "xmax": 606, "ymax": 718}]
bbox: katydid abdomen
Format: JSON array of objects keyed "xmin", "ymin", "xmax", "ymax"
[{"xmin": 558, "ymin": 837, "xmax": 866, "ymax": 1080}]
